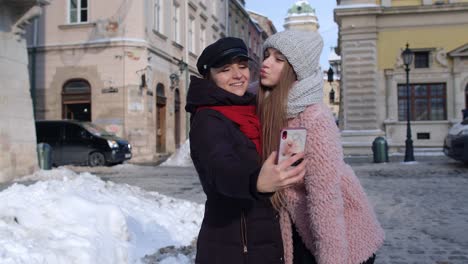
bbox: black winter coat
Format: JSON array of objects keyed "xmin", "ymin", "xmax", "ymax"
[{"xmin": 186, "ymin": 76, "xmax": 284, "ymax": 264}]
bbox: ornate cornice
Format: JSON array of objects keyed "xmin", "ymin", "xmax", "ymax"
[
  {"xmin": 12, "ymin": 1, "xmax": 49, "ymax": 41},
  {"xmin": 449, "ymin": 43, "xmax": 468, "ymax": 57}
]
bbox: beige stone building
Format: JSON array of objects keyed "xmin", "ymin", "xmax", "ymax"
[
  {"xmin": 335, "ymin": 0, "xmax": 468, "ymax": 155},
  {"xmin": 227, "ymin": 0, "xmax": 249, "ymax": 41},
  {"xmin": 1, "ymin": 0, "xmax": 48, "ymax": 182},
  {"xmin": 26, "ymin": 0, "xmax": 227, "ymax": 163},
  {"xmin": 247, "ymin": 11, "xmax": 277, "ymax": 37}
]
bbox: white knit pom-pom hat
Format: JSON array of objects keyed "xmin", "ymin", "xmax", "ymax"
[
  {"xmin": 263, "ymin": 30, "xmax": 324, "ymax": 118},
  {"xmin": 263, "ymin": 30, "xmax": 323, "ymax": 81}
]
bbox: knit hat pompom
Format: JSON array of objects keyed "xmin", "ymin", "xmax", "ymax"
[{"xmin": 263, "ymin": 30, "xmax": 323, "ymax": 81}]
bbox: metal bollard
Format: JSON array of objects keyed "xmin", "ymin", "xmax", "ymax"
[
  {"xmin": 372, "ymin": 137, "xmax": 389, "ymax": 163},
  {"xmin": 37, "ymin": 143, "xmax": 52, "ymax": 170}
]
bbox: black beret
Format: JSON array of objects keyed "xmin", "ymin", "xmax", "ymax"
[{"xmin": 197, "ymin": 37, "xmax": 252, "ymax": 76}]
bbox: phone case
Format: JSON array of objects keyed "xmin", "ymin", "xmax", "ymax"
[{"xmin": 276, "ymin": 127, "xmax": 307, "ymax": 165}]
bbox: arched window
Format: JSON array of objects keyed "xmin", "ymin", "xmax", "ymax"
[
  {"xmin": 63, "ymin": 79, "xmax": 91, "ymax": 94},
  {"xmin": 62, "ymin": 79, "xmax": 91, "ymax": 121},
  {"xmin": 156, "ymin": 83, "xmax": 166, "ymax": 105}
]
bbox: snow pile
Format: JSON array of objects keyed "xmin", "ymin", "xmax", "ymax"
[
  {"xmin": 0, "ymin": 168, "xmax": 203, "ymax": 264},
  {"xmin": 160, "ymin": 140, "xmax": 194, "ymax": 167}
]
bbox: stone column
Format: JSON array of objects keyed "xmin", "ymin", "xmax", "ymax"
[
  {"xmin": 0, "ymin": 2, "xmax": 48, "ymax": 182},
  {"xmin": 338, "ymin": 15, "xmax": 385, "ymax": 155}
]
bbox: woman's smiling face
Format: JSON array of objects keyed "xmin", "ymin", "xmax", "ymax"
[{"xmin": 210, "ymin": 58, "xmax": 250, "ymax": 96}]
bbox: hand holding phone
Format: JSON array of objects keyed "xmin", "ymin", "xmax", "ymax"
[{"xmin": 277, "ymin": 128, "xmax": 307, "ymax": 166}]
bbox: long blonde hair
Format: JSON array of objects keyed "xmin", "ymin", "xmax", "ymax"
[{"xmin": 257, "ymin": 61, "xmax": 297, "ymax": 210}]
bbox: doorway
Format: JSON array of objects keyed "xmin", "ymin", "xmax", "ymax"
[
  {"xmin": 174, "ymin": 89, "xmax": 181, "ymax": 148},
  {"xmin": 62, "ymin": 79, "xmax": 91, "ymax": 121},
  {"xmin": 156, "ymin": 83, "xmax": 166, "ymax": 153}
]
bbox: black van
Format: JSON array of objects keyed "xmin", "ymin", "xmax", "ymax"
[{"xmin": 35, "ymin": 120, "xmax": 132, "ymax": 167}]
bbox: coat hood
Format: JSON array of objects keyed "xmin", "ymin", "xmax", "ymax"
[{"xmin": 185, "ymin": 76, "xmax": 257, "ymax": 114}]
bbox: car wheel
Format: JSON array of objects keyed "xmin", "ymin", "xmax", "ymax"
[{"xmin": 88, "ymin": 152, "xmax": 106, "ymax": 167}]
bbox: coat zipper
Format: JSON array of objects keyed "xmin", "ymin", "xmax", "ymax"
[{"xmin": 240, "ymin": 211, "xmax": 248, "ymax": 254}]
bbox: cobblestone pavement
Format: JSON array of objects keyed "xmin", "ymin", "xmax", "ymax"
[
  {"xmin": 3, "ymin": 156, "xmax": 468, "ymax": 264},
  {"xmin": 353, "ymin": 158, "xmax": 468, "ymax": 264}
]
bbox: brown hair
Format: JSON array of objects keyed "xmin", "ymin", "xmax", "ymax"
[{"xmin": 257, "ymin": 60, "xmax": 297, "ymax": 210}]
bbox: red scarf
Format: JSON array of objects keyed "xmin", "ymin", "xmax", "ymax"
[{"xmin": 197, "ymin": 105, "xmax": 262, "ymax": 154}]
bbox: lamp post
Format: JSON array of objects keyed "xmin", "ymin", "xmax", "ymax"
[
  {"xmin": 327, "ymin": 66, "xmax": 335, "ymax": 104},
  {"xmin": 174, "ymin": 57, "xmax": 189, "ymax": 138},
  {"xmin": 402, "ymin": 43, "xmax": 415, "ymax": 162}
]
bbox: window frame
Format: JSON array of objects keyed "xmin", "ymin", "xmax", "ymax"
[
  {"xmin": 173, "ymin": 3, "xmax": 181, "ymax": 43},
  {"xmin": 68, "ymin": 0, "xmax": 89, "ymax": 24},
  {"xmin": 188, "ymin": 16, "xmax": 195, "ymax": 53},
  {"xmin": 212, "ymin": 0, "xmax": 217, "ymax": 14},
  {"xmin": 397, "ymin": 83, "xmax": 447, "ymax": 121},
  {"xmin": 200, "ymin": 25, "xmax": 206, "ymax": 53},
  {"xmin": 153, "ymin": 0, "xmax": 164, "ymax": 33},
  {"xmin": 413, "ymin": 51, "xmax": 430, "ymax": 69}
]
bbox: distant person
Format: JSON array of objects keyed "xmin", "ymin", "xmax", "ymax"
[
  {"xmin": 185, "ymin": 37, "xmax": 306, "ymax": 264},
  {"xmin": 258, "ymin": 30, "xmax": 384, "ymax": 264}
]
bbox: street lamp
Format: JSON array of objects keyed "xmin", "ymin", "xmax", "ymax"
[
  {"xmin": 402, "ymin": 43, "xmax": 415, "ymax": 162},
  {"xmin": 327, "ymin": 66, "xmax": 335, "ymax": 104},
  {"xmin": 173, "ymin": 56, "xmax": 190, "ymax": 138}
]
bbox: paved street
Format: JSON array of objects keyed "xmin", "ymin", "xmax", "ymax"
[
  {"xmin": 2, "ymin": 156, "xmax": 468, "ymax": 264},
  {"xmin": 65, "ymin": 156, "xmax": 468, "ymax": 264},
  {"xmin": 353, "ymin": 159, "xmax": 468, "ymax": 264}
]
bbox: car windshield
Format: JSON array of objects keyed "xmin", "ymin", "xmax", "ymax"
[{"xmin": 82, "ymin": 122, "xmax": 114, "ymax": 136}]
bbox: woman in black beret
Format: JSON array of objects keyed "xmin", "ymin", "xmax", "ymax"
[{"xmin": 186, "ymin": 37, "xmax": 306, "ymax": 264}]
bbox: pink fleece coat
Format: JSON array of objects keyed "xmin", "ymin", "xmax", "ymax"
[{"xmin": 279, "ymin": 103, "xmax": 385, "ymax": 264}]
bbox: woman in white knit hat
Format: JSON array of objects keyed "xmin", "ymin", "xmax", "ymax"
[{"xmin": 258, "ymin": 30, "xmax": 384, "ymax": 264}]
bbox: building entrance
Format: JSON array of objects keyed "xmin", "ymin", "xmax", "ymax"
[{"xmin": 62, "ymin": 79, "xmax": 91, "ymax": 121}]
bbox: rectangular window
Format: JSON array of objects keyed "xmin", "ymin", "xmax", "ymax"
[
  {"xmin": 212, "ymin": 0, "xmax": 217, "ymax": 13},
  {"xmin": 414, "ymin": 51, "xmax": 429, "ymax": 68},
  {"xmin": 200, "ymin": 25, "xmax": 206, "ymax": 53},
  {"xmin": 188, "ymin": 17, "xmax": 195, "ymax": 53},
  {"xmin": 69, "ymin": 0, "xmax": 88, "ymax": 24},
  {"xmin": 173, "ymin": 4, "xmax": 180, "ymax": 43},
  {"xmin": 154, "ymin": 0, "xmax": 163, "ymax": 32},
  {"xmin": 397, "ymin": 83, "xmax": 446, "ymax": 121}
]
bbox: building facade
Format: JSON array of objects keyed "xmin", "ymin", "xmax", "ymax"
[
  {"xmin": 283, "ymin": 1, "xmax": 342, "ymax": 120},
  {"xmin": 0, "ymin": 0, "xmax": 48, "ymax": 182},
  {"xmin": 26, "ymin": 0, "xmax": 227, "ymax": 163},
  {"xmin": 284, "ymin": 0, "xmax": 319, "ymax": 31},
  {"xmin": 335, "ymin": 0, "xmax": 468, "ymax": 155},
  {"xmin": 247, "ymin": 11, "xmax": 277, "ymax": 37},
  {"xmin": 247, "ymin": 11, "xmax": 277, "ymax": 82},
  {"xmin": 325, "ymin": 49, "xmax": 342, "ymax": 122}
]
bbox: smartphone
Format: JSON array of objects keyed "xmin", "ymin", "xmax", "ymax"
[{"xmin": 276, "ymin": 127, "xmax": 307, "ymax": 166}]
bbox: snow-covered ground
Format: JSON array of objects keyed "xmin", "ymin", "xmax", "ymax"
[
  {"xmin": 2, "ymin": 143, "xmax": 467, "ymax": 264},
  {"xmin": 160, "ymin": 140, "xmax": 193, "ymax": 167},
  {"xmin": 0, "ymin": 168, "xmax": 203, "ymax": 264}
]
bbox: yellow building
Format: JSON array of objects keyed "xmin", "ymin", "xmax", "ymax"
[{"xmin": 335, "ymin": 0, "xmax": 468, "ymax": 155}]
